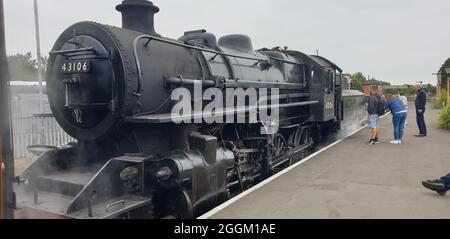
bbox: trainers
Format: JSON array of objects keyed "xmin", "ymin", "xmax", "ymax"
[
  {"xmin": 373, "ymin": 139, "xmax": 380, "ymax": 144},
  {"xmin": 390, "ymin": 140, "xmax": 400, "ymax": 144},
  {"xmin": 422, "ymin": 179, "xmax": 447, "ymax": 195},
  {"xmin": 367, "ymin": 139, "xmax": 376, "ymax": 145}
]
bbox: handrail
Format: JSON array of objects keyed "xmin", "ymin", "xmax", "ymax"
[
  {"xmin": 49, "ymin": 47, "xmax": 97, "ymax": 56},
  {"xmin": 132, "ymin": 34, "xmax": 304, "ymax": 96}
]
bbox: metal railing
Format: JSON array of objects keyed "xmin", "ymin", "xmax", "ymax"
[{"xmin": 10, "ymin": 94, "xmax": 75, "ymax": 159}]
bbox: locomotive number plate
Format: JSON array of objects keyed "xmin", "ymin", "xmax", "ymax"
[{"xmin": 61, "ymin": 60, "xmax": 90, "ymax": 73}]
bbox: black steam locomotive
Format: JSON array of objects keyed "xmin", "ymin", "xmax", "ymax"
[{"xmin": 14, "ymin": 0, "xmax": 366, "ymax": 219}]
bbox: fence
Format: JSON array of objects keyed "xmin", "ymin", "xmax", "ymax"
[{"xmin": 10, "ymin": 93, "xmax": 75, "ymax": 159}]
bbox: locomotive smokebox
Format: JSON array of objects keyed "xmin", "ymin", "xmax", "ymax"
[{"xmin": 116, "ymin": 0, "xmax": 160, "ymax": 36}]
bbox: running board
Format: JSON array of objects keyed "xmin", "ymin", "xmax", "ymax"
[{"xmin": 126, "ymin": 101, "xmax": 319, "ymax": 124}]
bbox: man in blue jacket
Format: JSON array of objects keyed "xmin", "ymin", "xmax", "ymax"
[{"xmin": 414, "ymin": 83, "xmax": 427, "ymax": 137}]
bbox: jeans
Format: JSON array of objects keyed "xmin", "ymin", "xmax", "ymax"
[
  {"xmin": 441, "ymin": 173, "xmax": 450, "ymax": 190},
  {"xmin": 392, "ymin": 112, "xmax": 407, "ymax": 140},
  {"xmin": 416, "ymin": 109, "xmax": 427, "ymax": 135}
]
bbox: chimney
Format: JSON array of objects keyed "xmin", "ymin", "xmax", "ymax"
[{"xmin": 116, "ymin": 0, "xmax": 160, "ymax": 36}]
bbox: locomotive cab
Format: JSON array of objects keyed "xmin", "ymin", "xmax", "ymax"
[
  {"xmin": 308, "ymin": 55, "xmax": 342, "ymax": 124},
  {"xmin": 287, "ymin": 53, "xmax": 343, "ymax": 126}
]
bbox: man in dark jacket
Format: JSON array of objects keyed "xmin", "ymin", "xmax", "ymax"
[{"xmin": 414, "ymin": 83, "xmax": 427, "ymax": 137}]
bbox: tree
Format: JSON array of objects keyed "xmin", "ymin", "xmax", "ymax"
[
  {"xmin": 379, "ymin": 80, "xmax": 391, "ymax": 86},
  {"xmin": 405, "ymin": 87, "xmax": 416, "ymax": 96},
  {"xmin": 439, "ymin": 58, "xmax": 450, "ymax": 88},
  {"xmin": 385, "ymin": 87, "xmax": 415, "ymax": 97},
  {"xmin": 7, "ymin": 52, "xmax": 46, "ymax": 81},
  {"xmin": 351, "ymin": 72, "xmax": 366, "ymax": 92},
  {"xmin": 384, "ymin": 88, "xmax": 397, "ymax": 95},
  {"xmin": 424, "ymin": 83, "xmax": 436, "ymax": 96},
  {"xmin": 40, "ymin": 56, "xmax": 48, "ymax": 73}
]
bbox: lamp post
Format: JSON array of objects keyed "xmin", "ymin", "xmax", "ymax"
[
  {"xmin": 433, "ymin": 72, "xmax": 441, "ymax": 97},
  {"xmin": 34, "ymin": 0, "xmax": 43, "ymax": 113}
]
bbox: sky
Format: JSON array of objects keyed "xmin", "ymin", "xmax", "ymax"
[{"xmin": 3, "ymin": 0, "xmax": 450, "ymax": 85}]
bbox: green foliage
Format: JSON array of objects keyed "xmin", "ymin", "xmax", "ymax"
[
  {"xmin": 351, "ymin": 72, "xmax": 366, "ymax": 92},
  {"xmin": 432, "ymin": 90, "xmax": 447, "ymax": 109},
  {"xmin": 379, "ymin": 80, "xmax": 391, "ymax": 86},
  {"xmin": 424, "ymin": 83, "xmax": 436, "ymax": 96},
  {"xmin": 7, "ymin": 52, "xmax": 47, "ymax": 81},
  {"xmin": 384, "ymin": 89, "xmax": 397, "ymax": 95},
  {"xmin": 405, "ymin": 87, "xmax": 416, "ymax": 96},
  {"xmin": 438, "ymin": 105, "xmax": 450, "ymax": 130},
  {"xmin": 436, "ymin": 58, "xmax": 450, "ymax": 128},
  {"xmin": 8, "ymin": 52, "xmax": 37, "ymax": 73},
  {"xmin": 439, "ymin": 58, "xmax": 450, "ymax": 88},
  {"xmin": 40, "ymin": 56, "xmax": 48, "ymax": 73},
  {"xmin": 385, "ymin": 87, "xmax": 416, "ymax": 97},
  {"xmin": 439, "ymin": 89, "xmax": 448, "ymax": 106},
  {"xmin": 433, "ymin": 100, "xmax": 444, "ymax": 109}
]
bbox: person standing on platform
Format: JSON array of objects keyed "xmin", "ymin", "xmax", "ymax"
[
  {"xmin": 399, "ymin": 92, "xmax": 408, "ymax": 126},
  {"xmin": 367, "ymin": 91, "xmax": 382, "ymax": 145},
  {"xmin": 385, "ymin": 94, "xmax": 407, "ymax": 144},
  {"xmin": 414, "ymin": 84, "xmax": 427, "ymax": 137}
]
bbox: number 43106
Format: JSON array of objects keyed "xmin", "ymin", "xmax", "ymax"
[{"xmin": 61, "ymin": 61, "xmax": 90, "ymax": 73}]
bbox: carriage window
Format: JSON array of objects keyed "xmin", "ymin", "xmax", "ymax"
[{"xmin": 325, "ymin": 71, "xmax": 334, "ymax": 93}]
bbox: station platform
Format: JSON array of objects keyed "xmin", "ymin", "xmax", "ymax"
[{"xmin": 201, "ymin": 106, "xmax": 450, "ymax": 219}]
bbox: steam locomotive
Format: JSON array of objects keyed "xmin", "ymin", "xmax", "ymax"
[{"xmin": 14, "ymin": 0, "xmax": 366, "ymax": 219}]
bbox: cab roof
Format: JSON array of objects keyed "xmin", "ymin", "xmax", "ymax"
[{"xmin": 309, "ymin": 55, "xmax": 342, "ymax": 72}]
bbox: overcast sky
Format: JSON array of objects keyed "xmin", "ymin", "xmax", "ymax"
[{"xmin": 4, "ymin": 0, "xmax": 450, "ymax": 85}]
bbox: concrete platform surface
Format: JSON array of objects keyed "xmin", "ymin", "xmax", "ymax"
[{"xmin": 206, "ymin": 106, "xmax": 450, "ymax": 219}]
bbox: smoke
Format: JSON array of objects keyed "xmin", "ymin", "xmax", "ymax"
[{"xmin": 315, "ymin": 101, "xmax": 368, "ymax": 150}]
